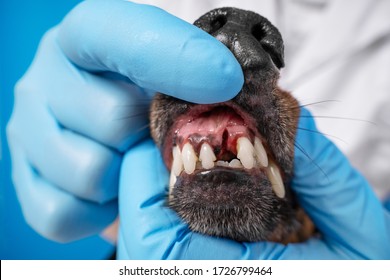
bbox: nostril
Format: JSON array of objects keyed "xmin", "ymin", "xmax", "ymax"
[
  {"xmin": 252, "ymin": 22, "xmax": 284, "ymax": 69},
  {"xmin": 251, "ymin": 23, "xmax": 266, "ymax": 41},
  {"xmin": 210, "ymin": 15, "xmax": 227, "ymax": 34}
]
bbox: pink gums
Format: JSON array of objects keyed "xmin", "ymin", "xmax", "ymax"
[{"xmin": 173, "ymin": 107, "xmax": 254, "ymax": 158}]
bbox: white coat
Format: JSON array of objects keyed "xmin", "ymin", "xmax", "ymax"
[{"xmin": 135, "ymin": 0, "xmax": 390, "ymax": 199}]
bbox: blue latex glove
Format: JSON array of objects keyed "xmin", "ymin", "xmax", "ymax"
[
  {"xmin": 117, "ymin": 107, "xmax": 390, "ymax": 259},
  {"xmin": 6, "ymin": 0, "xmax": 243, "ymax": 242}
]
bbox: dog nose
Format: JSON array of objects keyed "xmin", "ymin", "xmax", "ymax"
[{"xmin": 194, "ymin": 7, "xmax": 284, "ymax": 70}]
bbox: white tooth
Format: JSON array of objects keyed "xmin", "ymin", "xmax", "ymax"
[
  {"xmin": 181, "ymin": 143, "xmax": 197, "ymax": 174},
  {"xmin": 199, "ymin": 143, "xmax": 216, "ymax": 169},
  {"xmin": 237, "ymin": 137, "xmax": 255, "ymax": 169},
  {"xmin": 254, "ymin": 137, "xmax": 269, "ymax": 167},
  {"xmin": 169, "ymin": 170, "xmax": 177, "ymax": 188},
  {"xmin": 168, "ymin": 170, "xmax": 176, "ymax": 201},
  {"xmin": 266, "ymin": 162, "xmax": 285, "ymax": 198},
  {"xmin": 172, "ymin": 146, "xmax": 183, "ymax": 176},
  {"xmin": 216, "ymin": 160, "xmax": 229, "ymax": 167},
  {"xmin": 229, "ymin": 159, "xmax": 243, "ymax": 168}
]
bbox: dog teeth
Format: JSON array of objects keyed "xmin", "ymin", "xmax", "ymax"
[
  {"xmin": 168, "ymin": 168, "xmax": 177, "ymax": 200},
  {"xmin": 171, "ymin": 137, "xmax": 270, "ymax": 176},
  {"xmin": 266, "ymin": 161, "xmax": 285, "ymax": 198},
  {"xmin": 169, "ymin": 170, "xmax": 177, "ymax": 188},
  {"xmin": 216, "ymin": 160, "xmax": 229, "ymax": 167},
  {"xmin": 172, "ymin": 146, "xmax": 183, "ymax": 176},
  {"xmin": 181, "ymin": 143, "xmax": 198, "ymax": 174},
  {"xmin": 237, "ymin": 137, "xmax": 255, "ymax": 169},
  {"xmin": 199, "ymin": 143, "xmax": 216, "ymax": 169},
  {"xmin": 229, "ymin": 159, "xmax": 242, "ymax": 168},
  {"xmin": 254, "ymin": 137, "xmax": 268, "ymax": 167},
  {"xmin": 170, "ymin": 138, "xmax": 284, "ymax": 200}
]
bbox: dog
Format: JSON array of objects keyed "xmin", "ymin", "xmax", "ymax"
[{"xmin": 150, "ymin": 7, "xmax": 315, "ymax": 243}]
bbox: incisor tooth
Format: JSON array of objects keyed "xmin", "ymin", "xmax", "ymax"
[
  {"xmin": 237, "ymin": 137, "xmax": 255, "ymax": 169},
  {"xmin": 199, "ymin": 143, "xmax": 216, "ymax": 169},
  {"xmin": 254, "ymin": 137, "xmax": 268, "ymax": 167},
  {"xmin": 216, "ymin": 160, "xmax": 229, "ymax": 167},
  {"xmin": 266, "ymin": 162, "xmax": 285, "ymax": 198},
  {"xmin": 181, "ymin": 143, "xmax": 197, "ymax": 174},
  {"xmin": 172, "ymin": 146, "xmax": 183, "ymax": 176},
  {"xmin": 229, "ymin": 159, "xmax": 242, "ymax": 168}
]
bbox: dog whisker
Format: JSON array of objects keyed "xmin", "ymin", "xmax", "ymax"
[
  {"xmin": 113, "ymin": 102, "xmax": 151, "ymax": 108},
  {"xmin": 299, "ymin": 115, "xmax": 376, "ymax": 125},
  {"xmin": 282, "ymin": 100, "xmax": 340, "ymax": 111},
  {"xmin": 297, "ymin": 126, "xmax": 348, "ymax": 145},
  {"xmin": 294, "ymin": 141, "xmax": 330, "ymax": 183},
  {"xmin": 135, "ymin": 123, "xmax": 150, "ymax": 133},
  {"xmin": 113, "ymin": 112, "xmax": 149, "ymax": 121}
]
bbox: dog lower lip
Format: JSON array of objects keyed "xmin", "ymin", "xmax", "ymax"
[
  {"xmin": 169, "ymin": 166, "xmax": 288, "ymax": 242},
  {"xmin": 173, "ymin": 168, "xmax": 266, "ymax": 205}
]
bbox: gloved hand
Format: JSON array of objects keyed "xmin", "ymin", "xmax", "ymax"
[
  {"xmin": 117, "ymin": 107, "xmax": 390, "ymax": 259},
  {"xmin": 6, "ymin": 0, "xmax": 243, "ymax": 242}
]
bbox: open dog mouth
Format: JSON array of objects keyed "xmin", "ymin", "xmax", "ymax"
[
  {"xmin": 164, "ymin": 103, "xmax": 285, "ymax": 200},
  {"xmin": 155, "ymin": 99, "xmax": 297, "ymax": 242},
  {"xmin": 149, "ymin": 7, "xmax": 314, "ymax": 242}
]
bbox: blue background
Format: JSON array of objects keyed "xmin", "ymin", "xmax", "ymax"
[{"xmin": 0, "ymin": 0, "xmax": 115, "ymax": 259}]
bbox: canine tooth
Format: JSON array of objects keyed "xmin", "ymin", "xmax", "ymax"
[
  {"xmin": 168, "ymin": 170, "xmax": 176, "ymax": 201},
  {"xmin": 199, "ymin": 143, "xmax": 216, "ymax": 169},
  {"xmin": 254, "ymin": 137, "xmax": 268, "ymax": 167},
  {"xmin": 229, "ymin": 159, "xmax": 242, "ymax": 168},
  {"xmin": 216, "ymin": 160, "xmax": 229, "ymax": 167},
  {"xmin": 237, "ymin": 137, "xmax": 255, "ymax": 169},
  {"xmin": 172, "ymin": 146, "xmax": 183, "ymax": 176},
  {"xmin": 266, "ymin": 162, "xmax": 285, "ymax": 198},
  {"xmin": 181, "ymin": 143, "xmax": 197, "ymax": 174},
  {"xmin": 169, "ymin": 170, "xmax": 177, "ymax": 188}
]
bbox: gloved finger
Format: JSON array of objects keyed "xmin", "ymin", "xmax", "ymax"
[
  {"xmin": 7, "ymin": 85, "xmax": 121, "ymax": 203},
  {"xmin": 23, "ymin": 28, "xmax": 150, "ymax": 152},
  {"xmin": 118, "ymin": 139, "xmax": 189, "ymax": 259},
  {"xmin": 58, "ymin": 0, "xmax": 244, "ymax": 104},
  {"xmin": 7, "ymin": 140, "xmax": 118, "ymax": 243},
  {"xmin": 292, "ymin": 107, "xmax": 390, "ymax": 259},
  {"xmin": 117, "ymin": 139, "xmax": 375, "ymax": 260}
]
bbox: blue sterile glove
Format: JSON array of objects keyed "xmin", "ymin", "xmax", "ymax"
[
  {"xmin": 117, "ymin": 107, "xmax": 390, "ymax": 259},
  {"xmin": 6, "ymin": 0, "xmax": 243, "ymax": 242}
]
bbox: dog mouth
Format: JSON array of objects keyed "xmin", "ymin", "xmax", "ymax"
[
  {"xmin": 148, "ymin": 7, "xmax": 307, "ymax": 242},
  {"xmin": 163, "ymin": 102, "xmax": 286, "ymax": 200},
  {"xmin": 159, "ymin": 101, "xmax": 295, "ymax": 241}
]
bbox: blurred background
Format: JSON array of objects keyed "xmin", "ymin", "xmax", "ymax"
[{"xmin": 0, "ymin": 0, "xmax": 114, "ymax": 259}]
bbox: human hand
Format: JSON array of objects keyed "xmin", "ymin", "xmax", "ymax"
[
  {"xmin": 117, "ymin": 107, "xmax": 390, "ymax": 259},
  {"xmin": 6, "ymin": 0, "xmax": 243, "ymax": 242}
]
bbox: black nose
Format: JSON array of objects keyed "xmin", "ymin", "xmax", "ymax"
[{"xmin": 194, "ymin": 7, "xmax": 284, "ymax": 70}]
